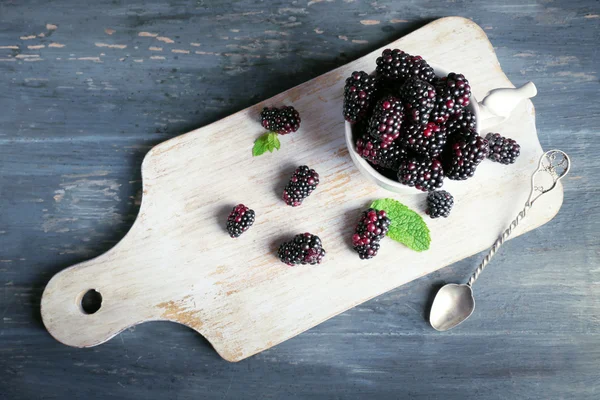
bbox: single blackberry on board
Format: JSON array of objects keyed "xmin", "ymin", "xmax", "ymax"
[
  {"xmin": 443, "ymin": 131, "xmax": 489, "ymax": 180},
  {"xmin": 426, "ymin": 190, "xmax": 454, "ymax": 219},
  {"xmin": 282, "ymin": 165, "xmax": 320, "ymax": 206},
  {"xmin": 278, "ymin": 233, "xmax": 326, "ymax": 266},
  {"xmin": 486, "ymin": 133, "xmax": 521, "ymax": 165},
  {"xmin": 399, "ymin": 78, "xmax": 436, "ymax": 125},
  {"xmin": 435, "ymin": 73, "xmax": 471, "ymax": 114},
  {"xmin": 445, "ymin": 108, "xmax": 477, "ymax": 134},
  {"xmin": 355, "ymin": 135, "xmax": 407, "ymax": 170},
  {"xmin": 226, "ymin": 204, "xmax": 256, "ymax": 238},
  {"xmin": 343, "ymin": 71, "xmax": 379, "ymax": 123},
  {"xmin": 260, "ymin": 106, "xmax": 301, "ymax": 135},
  {"xmin": 400, "ymin": 122, "xmax": 447, "ymax": 158},
  {"xmin": 367, "ymin": 95, "xmax": 404, "ymax": 144},
  {"xmin": 398, "ymin": 157, "xmax": 444, "ymax": 192},
  {"xmin": 375, "ymin": 49, "xmax": 435, "ymax": 83},
  {"xmin": 352, "ymin": 208, "xmax": 391, "ymax": 259}
]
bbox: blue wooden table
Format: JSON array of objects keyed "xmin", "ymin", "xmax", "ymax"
[{"xmin": 1, "ymin": 1, "xmax": 599, "ymax": 399}]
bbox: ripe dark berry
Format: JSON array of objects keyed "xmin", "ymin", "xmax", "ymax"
[
  {"xmin": 278, "ymin": 233, "xmax": 326, "ymax": 266},
  {"xmin": 352, "ymin": 208, "xmax": 391, "ymax": 259},
  {"xmin": 367, "ymin": 95, "xmax": 404, "ymax": 144},
  {"xmin": 398, "ymin": 157, "xmax": 444, "ymax": 192},
  {"xmin": 486, "ymin": 133, "xmax": 521, "ymax": 165},
  {"xmin": 260, "ymin": 106, "xmax": 301, "ymax": 135},
  {"xmin": 226, "ymin": 204, "xmax": 255, "ymax": 238},
  {"xmin": 443, "ymin": 131, "xmax": 489, "ymax": 180},
  {"xmin": 399, "ymin": 78, "xmax": 436, "ymax": 124},
  {"xmin": 400, "ymin": 122, "xmax": 447, "ymax": 158},
  {"xmin": 427, "ymin": 190, "xmax": 454, "ymax": 219},
  {"xmin": 356, "ymin": 135, "xmax": 407, "ymax": 170},
  {"xmin": 375, "ymin": 49, "xmax": 435, "ymax": 83},
  {"xmin": 343, "ymin": 71, "xmax": 379, "ymax": 123},
  {"xmin": 282, "ymin": 166, "xmax": 319, "ymax": 207},
  {"xmin": 435, "ymin": 73, "xmax": 471, "ymax": 114},
  {"xmin": 445, "ymin": 108, "xmax": 477, "ymax": 134}
]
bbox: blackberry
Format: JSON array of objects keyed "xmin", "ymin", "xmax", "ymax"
[
  {"xmin": 398, "ymin": 157, "xmax": 444, "ymax": 192},
  {"xmin": 376, "ymin": 49, "xmax": 435, "ymax": 82},
  {"xmin": 436, "ymin": 73, "xmax": 471, "ymax": 114},
  {"xmin": 426, "ymin": 190, "xmax": 454, "ymax": 219},
  {"xmin": 352, "ymin": 208, "xmax": 391, "ymax": 259},
  {"xmin": 278, "ymin": 233, "xmax": 326, "ymax": 266},
  {"xmin": 226, "ymin": 204, "xmax": 256, "ymax": 238},
  {"xmin": 430, "ymin": 87, "xmax": 455, "ymax": 124},
  {"xmin": 399, "ymin": 78, "xmax": 436, "ymax": 124},
  {"xmin": 443, "ymin": 131, "xmax": 489, "ymax": 180},
  {"xmin": 486, "ymin": 133, "xmax": 521, "ymax": 165},
  {"xmin": 367, "ymin": 95, "xmax": 404, "ymax": 143},
  {"xmin": 445, "ymin": 108, "xmax": 477, "ymax": 134},
  {"xmin": 400, "ymin": 122, "xmax": 447, "ymax": 158},
  {"xmin": 282, "ymin": 165, "xmax": 319, "ymax": 206},
  {"xmin": 343, "ymin": 71, "xmax": 379, "ymax": 123},
  {"xmin": 356, "ymin": 135, "xmax": 407, "ymax": 170},
  {"xmin": 260, "ymin": 106, "xmax": 301, "ymax": 135}
]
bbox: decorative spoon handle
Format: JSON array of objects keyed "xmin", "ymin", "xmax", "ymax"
[
  {"xmin": 467, "ymin": 149, "xmax": 571, "ymax": 287},
  {"xmin": 467, "ymin": 203, "xmax": 530, "ymax": 286}
]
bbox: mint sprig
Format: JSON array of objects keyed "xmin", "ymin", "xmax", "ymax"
[
  {"xmin": 370, "ymin": 198, "xmax": 430, "ymax": 252},
  {"xmin": 252, "ymin": 132, "xmax": 281, "ymax": 157}
]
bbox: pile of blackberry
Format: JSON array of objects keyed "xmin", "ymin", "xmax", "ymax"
[{"xmin": 343, "ymin": 48, "xmax": 522, "ymax": 207}]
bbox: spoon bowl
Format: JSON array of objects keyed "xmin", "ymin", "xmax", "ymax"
[{"xmin": 430, "ymin": 284, "xmax": 475, "ymax": 331}]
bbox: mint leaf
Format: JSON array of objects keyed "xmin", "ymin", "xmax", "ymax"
[
  {"xmin": 252, "ymin": 132, "xmax": 281, "ymax": 156},
  {"xmin": 370, "ymin": 198, "xmax": 430, "ymax": 252}
]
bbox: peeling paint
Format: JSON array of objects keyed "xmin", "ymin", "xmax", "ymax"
[
  {"xmin": 104, "ymin": 28, "xmax": 115, "ymax": 35},
  {"xmin": 352, "ymin": 39, "xmax": 368, "ymax": 44},
  {"xmin": 150, "ymin": 56, "xmax": 165, "ymax": 60},
  {"xmin": 0, "ymin": 45, "xmax": 19, "ymax": 49},
  {"xmin": 95, "ymin": 42, "xmax": 127, "ymax": 49},
  {"xmin": 46, "ymin": 24, "xmax": 58, "ymax": 30},
  {"xmin": 390, "ymin": 19, "xmax": 408, "ymax": 23},
  {"xmin": 149, "ymin": 46, "xmax": 162, "ymax": 51},
  {"xmin": 156, "ymin": 36, "xmax": 175, "ymax": 44},
  {"xmin": 190, "ymin": 43, "xmax": 201, "ymax": 47},
  {"xmin": 20, "ymin": 35, "xmax": 36, "ymax": 40},
  {"xmin": 28, "ymin": 44, "xmax": 45, "ymax": 49},
  {"xmin": 78, "ymin": 57, "xmax": 102, "ymax": 62},
  {"xmin": 171, "ymin": 49, "xmax": 189, "ymax": 54},
  {"xmin": 338, "ymin": 35, "xmax": 348, "ymax": 41},
  {"xmin": 48, "ymin": 43, "xmax": 65, "ymax": 48},
  {"xmin": 360, "ymin": 20, "xmax": 380, "ymax": 25},
  {"xmin": 139, "ymin": 32, "xmax": 158, "ymax": 37},
  {"xmin": 314, "ymin": 28, "xmax": 324, "ymax": 34}
]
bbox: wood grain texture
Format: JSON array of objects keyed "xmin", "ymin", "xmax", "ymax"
[
  {"xmin": 40, "ymin": 17, "xmax": 563, "ymax": 362},
  {"xmin": 1, "ymin": 0, "xmax": 599, "ymax": 398}
]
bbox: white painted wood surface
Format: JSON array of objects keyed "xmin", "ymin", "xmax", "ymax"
[{"xmin": 41, "ymin": 17, "xmax": 564, "ymax": 362}]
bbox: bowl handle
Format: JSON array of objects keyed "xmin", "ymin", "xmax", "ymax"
[{"xmin": 477, "ymin": 82, "xmax": 537, "ymax": 131}]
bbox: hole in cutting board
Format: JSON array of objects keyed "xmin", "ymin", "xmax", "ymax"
[{"xmin": 80, "ymin": 289, "xmax": 102, "ymax": 314}]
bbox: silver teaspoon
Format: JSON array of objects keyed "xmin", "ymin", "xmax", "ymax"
[{"xmin": 430, "ymin": 150, "xmax": 571, "ymax": 331}]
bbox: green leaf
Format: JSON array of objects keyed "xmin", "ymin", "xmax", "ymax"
[
  {"xmin": 252, "ymin": 132, "xmax": 281, "ymax": 156},
  {"xmin": 370, "ymin": 198, "xmax": 431, "ymax": 252}
]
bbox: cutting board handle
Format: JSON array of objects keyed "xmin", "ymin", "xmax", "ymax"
[{"xmin": 40, "ymin": 248, "xmax": 160, "ymax": 347}]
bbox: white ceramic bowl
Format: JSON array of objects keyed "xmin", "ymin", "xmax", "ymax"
[{"xmin": 345, "ymin": 65, "xmax": 537, "ymax": 194}]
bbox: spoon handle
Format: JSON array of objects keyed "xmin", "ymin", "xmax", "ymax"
[{"xmin": 467, "ymin": 203, "xmax": 531, "ymax": 287}]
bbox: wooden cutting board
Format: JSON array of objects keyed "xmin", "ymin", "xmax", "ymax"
[{"xmin": 41, "ymin": 16, "xmax": 563, "ymax": 362}]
